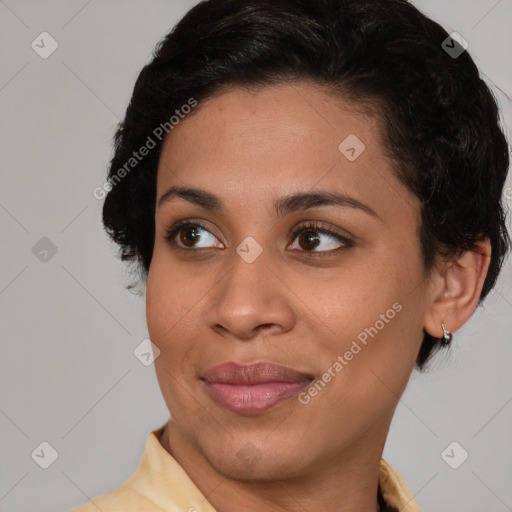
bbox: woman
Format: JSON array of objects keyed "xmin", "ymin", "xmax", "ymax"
[{"xmin": 71, "ymin": 0, "xmax": 510, "ymax": 510}]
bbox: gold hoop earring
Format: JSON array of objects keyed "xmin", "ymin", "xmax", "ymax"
[{"xmin": 441, "ymin": 323, "xmax": 452, "ymax": 345}]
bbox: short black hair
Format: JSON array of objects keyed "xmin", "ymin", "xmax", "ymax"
[{"xmin": 102, "ymin": 0, "xmax": 511, "ymax": 370}]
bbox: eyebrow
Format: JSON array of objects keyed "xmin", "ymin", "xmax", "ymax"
[{"xmin": 158, "ymin": 185, "xmax": 380, "ymax": 220}]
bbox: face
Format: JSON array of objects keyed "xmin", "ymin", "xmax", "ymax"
[{"xmin": 146, "ymin": 82, "xmax": 433, "ymax": 481}]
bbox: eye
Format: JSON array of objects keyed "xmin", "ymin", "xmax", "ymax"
[
  {"xmin": 164, "ymin": 219, "xmax": 353, "ymax": 254},
  {"xmin": 288, "ymin": 221, "xmax": 353, "ymax": 254},
  {"xmin": 165, "ymin": 220, "xmax": 224, "ymax": 250}
]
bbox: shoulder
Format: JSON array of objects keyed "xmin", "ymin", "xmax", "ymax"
[
  {"xmin": 68, "ymin": 482, "xmax": 167, "ymax": 512},
  {"xmin": 379, "ymin": 458, "xmax": 422, "ymax": 512}
]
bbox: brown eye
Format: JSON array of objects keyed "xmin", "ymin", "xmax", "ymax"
[
  {"xmin": 179, "ymin": 226, "xmax": 202, "ymax": 247},
  {"xmin": 297, "ymin": 230, "xmax": 321, "ymax": 251},
  {"xmin": 289, "ymin": 222, "xmax": 353, "ymax": 254},
  {"xmin": 165, "ymin": 221, "xmax": 224, "ymax": 250}
]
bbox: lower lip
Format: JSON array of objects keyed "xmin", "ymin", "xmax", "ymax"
[{"xmin": 203, "ymin": 380, "xmax": 311, "ymax": 414}]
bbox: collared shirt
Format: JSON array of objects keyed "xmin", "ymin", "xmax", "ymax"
[{"xmin": 70, "ymin": 424, "xmax": 421, "ymax": 512}]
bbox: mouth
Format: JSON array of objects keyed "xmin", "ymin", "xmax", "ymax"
[{"xmin": 200, "ymin": 361, "xmax": 314, "ymax": 415}]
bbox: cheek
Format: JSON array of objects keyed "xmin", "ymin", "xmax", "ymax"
[
  {"xmin": 145, "ymin": 268, "xmax": 170, "ymax": 342},
  {"xmin": 296, "ymin": 257, "xmax": 423, "ymax": 393},
  {"xmin": 145, "ymin": 259, "xmax": 196, "ymax": 342},
  {"xmin": 145, "ymin": 260, "xmax": 210, "ymax": 382},
  {"xmin": 300, "ymin": 303, "xmax": 419, "ymax": 439},
  {"xmin": 292, "ymin": 264, "xmax": 396, "ymax": 341},
  {"xmin": 146, "ymin": 263, "xmax": 201, "ymax": 415}
]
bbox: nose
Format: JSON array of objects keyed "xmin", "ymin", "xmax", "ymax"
[{"xmin": 205, "ymin": 250, "xmax": 296, "ymax": 341}]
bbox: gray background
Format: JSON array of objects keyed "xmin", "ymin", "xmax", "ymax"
[{"xmin": 1, "ymin": 1, "xmax": 511, "ymax": 511}]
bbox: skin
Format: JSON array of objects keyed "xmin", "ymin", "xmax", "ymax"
[{"xmin": 145, "ymin": 82, "xmax": 491, "ymax": 512}]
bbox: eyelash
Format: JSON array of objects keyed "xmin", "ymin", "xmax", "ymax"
[
  {"xmin": 289, "ymin": 222, "xmax": 353, "ymax": 254},
  {"xmin": 164, "ymin": 219, "xmax": 353, "ymax": 255}
]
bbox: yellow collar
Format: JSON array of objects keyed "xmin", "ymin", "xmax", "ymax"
[{"xmin": 71, "ymin": 424, "xmax": 421, "ymax": 511}]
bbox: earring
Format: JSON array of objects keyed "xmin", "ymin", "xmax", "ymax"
[{"xmin": 441, "ymin": 323, "xmax": 452, "ymax": 345}]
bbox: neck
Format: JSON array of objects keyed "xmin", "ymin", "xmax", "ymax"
[{"xmin": 160, "ymin": 421, "xmax": 388, "ymax": 512}]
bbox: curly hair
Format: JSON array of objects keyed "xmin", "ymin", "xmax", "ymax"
[{"xmin": 100, "ymin": 0, "xmax": 511, "ymax": 370}]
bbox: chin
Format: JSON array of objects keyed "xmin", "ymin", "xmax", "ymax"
[
  {"xmin": 197, "ymin": 430, "xmax": 311, "ymax": 482},
  {"xmin": 206, "ymin": 447, "xmax": 303, "ymax": 482}
]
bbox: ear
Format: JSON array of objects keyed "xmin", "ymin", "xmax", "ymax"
[{"xmin": 423, "ymin": 237, "xmax": 492, "ymax": 339}]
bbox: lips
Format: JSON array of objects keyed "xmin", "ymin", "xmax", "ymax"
[{"xmin": 201, "ymin": 361, "xmax": 313, "ymax": 414}]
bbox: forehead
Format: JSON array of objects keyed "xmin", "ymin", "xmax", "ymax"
[{"xmin": 156, "ymin": 82, "xmax": 418, "ymax": 220}]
